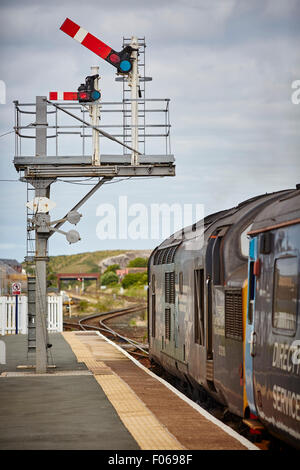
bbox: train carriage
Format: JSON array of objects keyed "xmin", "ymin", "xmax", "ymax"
[
  {"xmin": 148, "ymin": 187, "xmax": 300, "ymax": 448},
  {"xmin": 245, "ymin": 190, "xmax": 300, "ymax": 448}
]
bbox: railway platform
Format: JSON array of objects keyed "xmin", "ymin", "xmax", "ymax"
[{"xmin": 0, "ymin": 332, "xmax": 258, "ymax": 451}]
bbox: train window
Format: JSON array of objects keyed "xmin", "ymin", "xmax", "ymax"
[
  {"xmin": 240, "ymin": 223, "xmax": 253, "ymax": 258},
  {"xmin": 212, "ymin": 237, "xmax": 221, "ymax": 285},
  {"xmin": 157, "ymin": 250, "xmax": 164, "ymax": 265},
  {"xmin": 162, "ymin": 248, "xmax": 170, "ymax": 264},
  {"xmin": 272, "ymin": 257, "xmax": 298, "ymax": 333},
  {"xmin": 194, "ymin": 269, "xmax": 204, "ymax": 345},
  {"xmin": 179, "ymin": 272, "xmax": 183, "ymax": 295},
  {"xmin": 154, "ymin": 244, "xmax": 180, "ymax": 265}
]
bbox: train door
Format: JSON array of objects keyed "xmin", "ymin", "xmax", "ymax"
[
  {"xmin": 194, "ymin": 269, "xmax": 205, "ymax": 346},
  {"xmin": 206, "ymin": 227, "xmax": 227, "ymax": 386},
  {"xmin": 252, "ymin": 226, "xmax": 300, "ymax": 447},
  {"xmin": 245, "ymin": 237, "xmax": 257, "ymax": 416}
]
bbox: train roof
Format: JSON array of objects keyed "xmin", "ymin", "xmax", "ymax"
[
  {"xmin": 154, "ymin": 188, "xmax": 294, "ymax": 251},
  {"xmin": 248, "ymin": 187, "xmax": 300, "ymax": 236}
]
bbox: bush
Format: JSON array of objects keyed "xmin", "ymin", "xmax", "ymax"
[
  {"xmin": 79, "ymin": 300, "xmax": 88, "ymax": 312},
  {"xmin": 101, "ymin": 271, "xmax": 119, "ymax": 286},
  {"xmin": 104, "ymin": 264, "xmax": 120, "ymax": 274},
  {"xmin": 121, "ymin": 272, "xmax": 148, "ymax": 289},
  {"xmin": 127, "ymin": 257, "xmax": 148, "ymax": 267}
]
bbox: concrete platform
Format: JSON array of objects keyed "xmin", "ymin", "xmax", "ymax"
[
  {"xmin": 0, "ymin": 333, "xmax": 138, "ymax": 450},
  {"xmin": 0, "ymin": 332, "xmax": 259, "ymax": 450},
  {"xmin": 0, "ymin": 333, "xmax": 86, "ymax": 373}
]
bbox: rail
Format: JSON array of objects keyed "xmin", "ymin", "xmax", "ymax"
[{"xmin": 63, "ymin": 304, "xmax": 149, "ymax": 356}]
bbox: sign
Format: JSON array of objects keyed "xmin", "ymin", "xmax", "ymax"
[{"xmin": 12, "ymin": 282, "xmax": 21, "ymax": 295}]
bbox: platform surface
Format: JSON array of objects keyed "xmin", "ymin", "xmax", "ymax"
[
  {"xmin": 0, "ymin": 334, "xmax": 138, "ymax": 450},
  {"xmin": 0, "ymin": 332, "xmax": 258, "ymax": 450}
]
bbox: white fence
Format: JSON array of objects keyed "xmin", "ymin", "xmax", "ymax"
[{"xmin": 0, "ymin": 295, "xmax": 63, "ymax": 335}]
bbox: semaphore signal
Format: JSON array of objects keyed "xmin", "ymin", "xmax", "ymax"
[
  {"xmin": 49, "ymin": 92, "xmax": 78, "ymax": 100},
  {"xmin": 13, "ymin": 20, "xmax": 175, "ymax": 375},
  {"xmin": 50, "ymin": 75, "xmax": 101, "ymax": 103},
  {"xmin": 60, "ymin": 18, "xmax": 134, "ymax": 74}
]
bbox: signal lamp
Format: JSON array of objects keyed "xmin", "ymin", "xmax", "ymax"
[
  {"xmin": 109, "ymin": 53, "xmax": 120, "ymax": 64},
  {"xmin": 119, "ymin": 60, "xmax": 131, "ymax": 72},
  {"xmin": 78, "ymin": 74, "xmax": 101, "ymax": 103},
  {"xmin": 106, "ymin": 46, "xmax": 134, "ymax": 74}
]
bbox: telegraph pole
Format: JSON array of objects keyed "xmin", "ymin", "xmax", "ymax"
[{"xmin": 33, "ymin": 96, "xmax": 54, "ymax": 374}]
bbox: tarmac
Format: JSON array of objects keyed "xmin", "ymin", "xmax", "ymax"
[
  {"xmin": 0, "ymin": 332, "xmax": 259, "ymax": 451},
  {"xmin": 0, "ymin": 333, "xmax": 138, "ymax": 450}
]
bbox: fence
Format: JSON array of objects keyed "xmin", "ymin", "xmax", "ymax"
[{"xmin": 0, "ymin": 295, "xmax": 63, "ymax": 335}]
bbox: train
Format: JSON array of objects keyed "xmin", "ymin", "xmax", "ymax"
[{"xmin": 147, "ymin": 186, "xmax": 300, "ymax": 449}]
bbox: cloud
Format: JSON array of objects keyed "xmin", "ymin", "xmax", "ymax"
[{"xmin": 0, "ymin": 0, "xmax": 300, "ymax": 260}]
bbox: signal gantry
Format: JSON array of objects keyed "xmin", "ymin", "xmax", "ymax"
[{"xmin": 13, "ymin": 18, "xmax": 175, "ymax": 373}]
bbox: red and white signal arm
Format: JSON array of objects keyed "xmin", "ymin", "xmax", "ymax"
[
  {"xmin": 49, "ymin": 92, "xmax": 78, "ymax": 101},
  {"xmin": 60, "ymin": 18, "xmax": 133, "ymax": 74},
  {"xmin": 12, "ymin": 282, "xmax": 21, "ymax": 295}
]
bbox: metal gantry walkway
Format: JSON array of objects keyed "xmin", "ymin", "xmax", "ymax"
[{"xmin": 13, "ymin": 31, "xmax": 175, "ymax": 374}]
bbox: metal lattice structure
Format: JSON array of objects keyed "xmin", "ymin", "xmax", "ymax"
[{"xmin": 13, "ymin": 23, "xmax": 175, "ymax": 373}]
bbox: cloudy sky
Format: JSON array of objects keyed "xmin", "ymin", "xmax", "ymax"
[{"xmin": 0, "ymin": 0, "xmax": 299, "ymax": 261}]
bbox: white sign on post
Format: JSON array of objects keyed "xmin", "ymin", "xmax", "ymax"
[{"xmin": 11, "ymin": 282, "xmax": 21, "ymax": 295}]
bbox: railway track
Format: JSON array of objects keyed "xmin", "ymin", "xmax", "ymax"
[
  {"xmin": 63, "ymin": 304, "xmax": 149, "ymax": 358},
  {"xmin": 63, "ymin": 304, "xmax": 278, "ymax": 449}
]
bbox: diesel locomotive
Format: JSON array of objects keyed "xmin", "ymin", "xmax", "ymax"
[{"xmin": 148, "ymin": 187, "xmax": 300, "ymax": 448}]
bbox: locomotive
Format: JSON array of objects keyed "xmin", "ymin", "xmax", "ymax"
[{"xmin": 148, "ymin": 187, "xmax": 300, "ymax": 449}]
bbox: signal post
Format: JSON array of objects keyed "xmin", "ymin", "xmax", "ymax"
[
  {"xmin": 89, "ymin": 66, "xmax": 101, "ymax": 165},
  {"xmin": 128, "ymin": 36, "xmax": 140, "ymax": 165},
  {"xmin": 14, "ymin": 19, "xmax": 175, "ymax": 374}
]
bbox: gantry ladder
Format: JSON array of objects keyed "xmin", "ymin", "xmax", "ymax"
[{"xmin": 122, "ymin": 37, "xmax": 146, "ymax": 155}]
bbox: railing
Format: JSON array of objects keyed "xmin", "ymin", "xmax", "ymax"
[
  {"xmin": 47, "ymin": 295, "xmax": 63, "ymax": 333},
  {"xmin": 0, "ymin": 295, "xmax": 63, "ymax": 335},
  {"xmin": 0, "ymin": 296, "xmax": 28, "ymax": 335},
  {"xmin": 14, "ymin": 99, "xmax": 172, "ymax": 159}
]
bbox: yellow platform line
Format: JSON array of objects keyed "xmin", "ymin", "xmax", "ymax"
[
  {"xmin": 62, "ymin": 332, "xmax": 184, "ymax": 450},
  {"xmin": 95, "ymin": 373, "xmax": 184, "ymax": 450}
]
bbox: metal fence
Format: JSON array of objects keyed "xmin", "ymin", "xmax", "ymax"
[{"xmin": 0, "ymin": 295, "xmax": 63, "ymax": 335}]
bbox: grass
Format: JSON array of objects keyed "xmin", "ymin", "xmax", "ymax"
[
  {"xmin": 47, "ymin": 250, "xmax": 130, "ymax": 274},
  {"xmin": 124, "ymin": 286, "xmax": 148, "ymax": 300}
]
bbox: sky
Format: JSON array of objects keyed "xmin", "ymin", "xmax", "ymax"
[{"xmin": 0, "ymin": 0, "xmax": 299, "ymax": 262}]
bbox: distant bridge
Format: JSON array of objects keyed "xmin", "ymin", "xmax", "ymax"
[{"xmin": 56, "ymin": 273, "xmax": 100, "ymax": 290}]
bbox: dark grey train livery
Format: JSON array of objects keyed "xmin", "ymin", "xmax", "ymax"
[
  {"xmin": 148, "ymin": 187, "xmax": 300, "ymax": 448},
  {"xmin": 245, "ymin": 189, "xmax": 300, "ymax": 448}
]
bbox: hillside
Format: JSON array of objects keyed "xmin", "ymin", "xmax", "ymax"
[{"xmin": 47, "ymin": 249, "xmax": 152, "ymax": 274}]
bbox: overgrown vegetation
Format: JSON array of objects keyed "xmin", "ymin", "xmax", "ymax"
[
  {"xmin": 101, "ymin": 271, "xmax": 119, "ymax": 286},
  {"xmin": 104, "ymin": 264, "xmax": 120, "ymax": 273},
  {"xmin": 44, "ymin": 251, "xmax": 150, "ymax": 314},
  {"xmin": 47, "ymin": 250, "xmax": 128, "ymax": 275},
  {"xmin": 121, "ymin": 272, "xmax": 148, "ymax": 289},
  {"xmin": 128, "ymin": 257, "xmax": 148, "ymax": 267}
]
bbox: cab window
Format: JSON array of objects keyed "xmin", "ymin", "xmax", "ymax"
[{"xmin": 273, "ymin": 256, "xmax": 298, "ymax": 333}]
